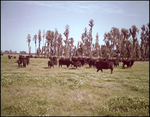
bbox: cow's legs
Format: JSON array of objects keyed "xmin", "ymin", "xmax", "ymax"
[
  {"xmin": 123, "ymin": 63, "xmax": 125, "ymax": 68},
  {"xmin": 111, "ymin": 69, "xmax": 113, "ymax": 74}
]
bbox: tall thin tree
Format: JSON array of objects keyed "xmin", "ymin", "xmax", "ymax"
[
  {"xmin": 33, "ymin": 34, "xmax": 37, "ymax": 54},
  {"xmin": 63, "ymin": 24, "xmax": 70, "ymax": 58},
  {"xmin": 129, "ymin": 25, "xmax": 139, "ymax": 59},
  {"xmin": 88, "ymin": 19, "xmax": 94, "ymax": 57},
  {"xmin": 27, "ymin": 34, "xmax": 31, "ymax": 55},
  {"xmin": 38, "ymin": 29, "xmax": 42, "ymax": 57}
]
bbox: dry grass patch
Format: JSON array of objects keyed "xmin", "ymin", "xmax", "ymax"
[{"xmin": 1, "ymin": 55, "xmax": 149, "ymax": 116}]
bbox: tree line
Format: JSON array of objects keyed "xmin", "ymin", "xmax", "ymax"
[{"xmin": 27, "ymin": 19, "xmax": 149, "ymax": 60}]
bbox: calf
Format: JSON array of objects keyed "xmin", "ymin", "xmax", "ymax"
[
  {"xmin": 48, "ymin": 60, "xmax": 54, "ymax": 68},
  {"xmin": 95, "ymin": 60, "xmax": 114, "ymax": 74}
]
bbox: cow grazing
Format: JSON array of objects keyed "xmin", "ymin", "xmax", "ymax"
[
  {"xmin": 95, "ymin": 60, "xmax": 114, "ymax": 74},
  {"xmin": 14, "ymin": 56, "xmax": 16, "ymax": 59},
  {"xmin": 59, "ymin": 58, "xmax": 73, "ymax": 68},
  {"xmin": 48, "ymin": 60, "xmax": 54, "ymax": 68}
]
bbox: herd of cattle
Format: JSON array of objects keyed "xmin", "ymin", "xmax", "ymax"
[{"xmin": 7, "ymin": 55, "xmax": 135, "ymax": 74}]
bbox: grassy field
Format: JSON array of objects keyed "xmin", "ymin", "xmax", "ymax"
[{"xmin": 1, "ymin": 55, "xmax": 149, "ymax": 116}]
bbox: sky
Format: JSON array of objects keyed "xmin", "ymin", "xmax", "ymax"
[{"xmin": 1, "ymin": 1, "xmax": 149, "ymax": 53}]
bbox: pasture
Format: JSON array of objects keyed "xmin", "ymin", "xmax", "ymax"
[{"xmin": 1, "ymin": 55, "xmax": 149, "ymax": 116}]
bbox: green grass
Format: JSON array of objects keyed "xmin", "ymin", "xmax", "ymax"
[{"xmin": 1, "ymin": 55, "xmax": 149, "ymax": 116}]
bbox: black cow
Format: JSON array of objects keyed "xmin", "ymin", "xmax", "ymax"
[
  {"xmin": 53, "ymin": 57, "xmax": 57, "ymax": 65},
  {"xmin": 23, "ymin": 59, "xmax": 27, "ymax": 67},
  {"xmin": 59, "ymin": 58, "xmax": 73, "ymax": 68},
  {"xmin": 14, "ymin": 56, "xmax": 16, "ymax": 59},
  {"xmin": 17, "ymin": 57, "xmax": 26, "ymax": 67},
  {"xmin": 130, "ymin": 60, "xmax": 134, "ymax": 67},
  {"xmin": 71, "ymin": 57, "xmax": 79, "ymax": 67},
  {"xmin": 17, "ymin": 55, "xmax": 29, "ymax": 67},
  {"xmin": 108, "ymin": 59, "xmax": 119, "ymax": 67},
  {"xmin": 114, "ymin": 59, "xmax": 119, "ymax": 67},
  {"xmin": 78, "ymin": 58, "xmax": 86, "ymax": 66},
  {"xmin": 8, "ymin": 55, "xmax": 12, "ymax": 59},
  {"xmin": 122, "ymin": 60, "xmax": 134, "ymax": 68},
  {"xmin": 86, "ymin": 58, "xmax": 92, "ymax": 64},
  {"xmin": 72, "ymin": 57, "xmax": 78, "ymax": 62},
  {"xmin": 17, "ymin": 60, "xmax": 22, "ymax": 66},
  {"xmin": 48, "ymin": 60, "xmax": 54, "ymax": 68},
  {"xmin": 88, "ymin": 58, "xmax": 97, "ymax": 67},
  {"xmin": 25, "ymin": 56, "xmax": 30, "ymax": 65},
  {"xmin": 29, "ymin": 55, "xmax": 33, "ymax": 58},
  {"xmin": 72, "ymin": 61, "xmax": 81, "ymax": 68},
  {"xmin": 49, "ymin": 56, "xmax": 53, "ymax": 60},
  {"xmin": 95, "ymin": 60, "xmax": 114, "ymax": 74},
  {"xmin": 26, "ymin": 56, "xmax": 30, "ymax": 65},
  {"xmin": 17, "ymin": 55, "xmax": 23, "ymax": 66}
]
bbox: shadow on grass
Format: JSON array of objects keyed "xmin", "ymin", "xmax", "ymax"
[
  {"xmin": 42, "ymin": 67, "xmax": 54, "ymax": 69},
  {"xmin": 17, "ymin": 65, "xmax": 27, "ymax": 68},
  {"xmin": 122, "ymin": 67, "xmax": 129, "ymax": 69},
  {"xmin": 86, "ymin": 67, "xmax": 91, "ymax": 69},
  {"xmin": 69, "ymin": 67, "xmax": 77, "ymax": 70}
]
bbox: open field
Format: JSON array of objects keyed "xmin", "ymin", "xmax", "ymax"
[{"xmin": 1, "ymin": 55, "xmax": 149, "ymax": 116}]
